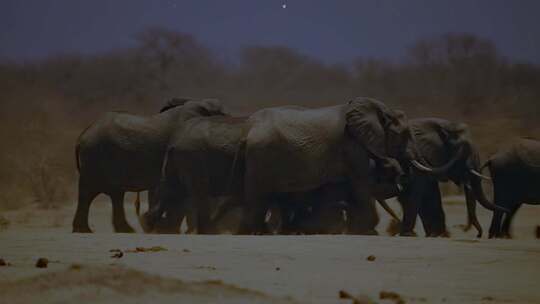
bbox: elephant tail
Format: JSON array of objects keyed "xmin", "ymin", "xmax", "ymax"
[
  {"xmin": 75, "ymin": 123, "xmax": 93, "ymax": 173},
  {"xmin": 225, "ymin": 138, "xmax": 246, "ymax": 194},
  {"xmin": 75, "ymin": 143, "xmax": 81, "ymax": 172}
]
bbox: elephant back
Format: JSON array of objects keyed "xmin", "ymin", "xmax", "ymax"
[
  {"xmin": 246, "ymin": 105, "xmax": 348, "ymax": 192},
  {"xmin": 514, "ymin": 137, "xmax": 540, "ymax": 168}
]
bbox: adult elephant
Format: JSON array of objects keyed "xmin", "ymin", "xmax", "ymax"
[
  {"xmin": 238, "ymin": 97, "xmax": 438, "ymax": 235},
  {"xmin": 276, "ymin": 118, "xmax": 506, "ymax": 237},
  {"xmin": 393, "ymin": 118, "xmax": 507, "ymax": 237},
  {"xmin": 142, "ymin": 97, "xmax": 417, "ymax": 235},
  {"xmin": 140, "ymin": 115, "xmax": 252, "ymax": 234},
  {"xmin": 483, "ymin": 138, "xmax": 540, "ymax": 238},
  {"xmin": 72, "ymin": 98, "xmax": 225, "ymax": 233}
]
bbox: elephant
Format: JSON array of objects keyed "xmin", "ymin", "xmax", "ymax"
[
  {"xmin": 72, "ymin": 98, "xmax": 226, "ymax": 233},
  {"xmin": 142, "ymin": 97, "xmax": 420, "ymax": 235},
  {"xmin": 267, "ymin": 118, "xmax": 506, "ymax": 238},
  {"xmin": 238, "ymin": 97, "xmax": 442, "ymax": 235},
  {"xmin": 393, "ymin": 118, "xmax": 507, "ymax": 237},
  {"xmin": 483, "ymin": 138, "xmax": 540, "ymax": 238},
  {"xmin": 140, "ymin": 115, "xmax": 252, "ymax": 234}
]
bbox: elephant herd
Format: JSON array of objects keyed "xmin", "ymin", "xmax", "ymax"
[{"xmin": 72, "ymin": 97, "xmax": 538, "ymax": 239}]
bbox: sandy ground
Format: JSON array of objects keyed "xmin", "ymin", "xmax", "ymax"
[{"xmin": 0, "ymin": 195, "xmax": 539, "ymax": 303}]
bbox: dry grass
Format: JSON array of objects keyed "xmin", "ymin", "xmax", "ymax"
[{"xmin": 1, "ymin": 29, "xmax": 538, "ymax": 211}]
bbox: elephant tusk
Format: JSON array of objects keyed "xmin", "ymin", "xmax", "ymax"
[
  {"xmin": 411, "ymin": 160, "xmax": 433, "ymax": 172},
  {"xmin": 264, "ymin": 210, "xmax": 273, "ymax": 223},
  {"xmin": 470, "ymin": 169, "xmax": 491, "ymax": 180}
]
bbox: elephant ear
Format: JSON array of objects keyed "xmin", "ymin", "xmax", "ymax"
[
  {"xmin": 438, "ymin": 121, "xmax": 470, "ymax": 151},
  {"xmin": 345, "ymin": 97, "xmax": 388, "ymax": 159},
  {"xmin": 159, "ymin": 97, "xmax": 193, "ymax": 113}
]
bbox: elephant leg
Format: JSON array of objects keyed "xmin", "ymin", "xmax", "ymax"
[
  {"xmin": 398, "ymin": 180, "xmax": 423, "ymax": 237},
  {"xmin": 239, "ymin": 190, "xmax": 269, "ymax": 235},
  {"xmin": 239, "ymin": 172, "xmax": 268, "ymax": 234},
  {"xmin": 419, "ymin": 181, "xmax": 448, "ymax": 237},
  {"xmin": 418, "ymin": 199, "xmax": 433, "ymax": 237},
  {"xmin": 72, "ymin": 179, "xmax": 98, "ymax": 233},
  {"xmin": 240, "ymin": 199, "xmax": 268, "ymax": 235},
  {"xmin": 185, "ymin": 207, "xmax": 197, "ymax": 234},
  {"xmin": 109, "ymin": 191, "xmax": 134, "ymax": 233},
  {"xmin": 489, "ymin": 210, "xmax": 504, "ymax": 238},
  {"xmin": 501, "ymin": 204, "xmax": 520, "ymax": 239},
  {"xmin": 147, "ymin": 189, "xmax": 156, "ymax": 213},
  {"xmin": 464, "ymin": 186, "xmax": 483, "ymax": 238},
  {"xmin": 347, "ymin": 180, "xmax": 379, "ymax": 235},
  {"xmin": 195, "ymin": 196, "xmax": 216, "ymax": 235}
]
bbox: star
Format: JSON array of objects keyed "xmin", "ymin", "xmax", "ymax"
[{"xmin": 282, "ymin": 3, "xmax": 287, "ymax": 9}]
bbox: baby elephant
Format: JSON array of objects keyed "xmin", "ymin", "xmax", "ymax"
[{"xmin": 485, "ymin": 138, "xmax": 540, "ymax": 238}]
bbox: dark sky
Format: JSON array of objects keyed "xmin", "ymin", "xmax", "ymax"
[{"xmin": 1, "ymin": 0, "xmax": 539, "ymax": 63}]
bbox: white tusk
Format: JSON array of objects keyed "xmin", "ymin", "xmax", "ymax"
[
  {"xmin": 470, "ymin": 169, "xmax": 491, "ymax": 180},
  {"xmin": 264, "ymin": 210, "xmax": 272, "ymax": 223},
  {"xmin": 411, "ymin": 160, "xmax": 433, "ymax": 172}
]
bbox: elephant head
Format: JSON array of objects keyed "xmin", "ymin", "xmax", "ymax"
[
  {"xmin": 346, "ymin": 97, "xmax": 410, "ymax": 161},
  {"xmin": 346, "ymin": 97, "xmax": 427, "ymax": 187},
  {"xmin": 407, "ymin": 119, "xmax": 508, "ymax": 217}
]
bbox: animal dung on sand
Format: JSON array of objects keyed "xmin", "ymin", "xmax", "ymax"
[{"xmin": 35, "ymin": 258, "xmax": 49, "ymax": 268}]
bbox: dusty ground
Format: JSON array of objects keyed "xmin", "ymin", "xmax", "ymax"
[{"xmin": 0, "ymin": 195, "xmax": 539, "ymax": 303}]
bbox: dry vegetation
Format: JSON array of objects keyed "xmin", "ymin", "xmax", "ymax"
[{"xmin": 1, "ymin": 28, "xmax": 539, "ymax": 210}]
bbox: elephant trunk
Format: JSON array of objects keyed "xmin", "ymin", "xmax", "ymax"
[
  {"xmin": 464, "ymin": 184, "xmax": 483, "ymax": 237},
  {"xmin": 377, "ymin": 199, "xmax": 401, "ymax": 222},
  {"xmin": 468, "ymin": 174, "xmax": 509, "ymax": 213},
  {"xmin": 410, "ymin": 144, "xmax": 466, "ymax": 176},
  {"xmin": 138, "ymin": 205, "xmax": 163, "ymax": 233}
]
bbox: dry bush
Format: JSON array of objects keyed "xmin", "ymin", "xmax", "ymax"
[{"xmin": 0, "ymin": 29, "xmax": 539, "ymax": 210}]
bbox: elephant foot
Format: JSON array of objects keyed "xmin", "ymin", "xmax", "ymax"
[
  {"xmin": 399, "ymin": 231, "xmax": 417, "ymax": 237},
  {"xmin": 427, "ymin": 230, "xmax": 450, "ymax": 238},
  {"xmin": 73, "ymin": 225, "xmax": 93, "ymax": 233},
  {"xmin": 361, "ymin": 229, "xmax": 379, "ymax": 236},
  {"xmin": 114, "ymin": 222, "xmax": 135, "ymax": 233},
  {"xmin": 502, "ymin": 233, "xmax": 512, "ymax": 239}
]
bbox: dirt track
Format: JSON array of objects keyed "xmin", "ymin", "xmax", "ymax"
[{"xmin": 0, "ymin": 197, "xmax": 539, "ymax": 303}]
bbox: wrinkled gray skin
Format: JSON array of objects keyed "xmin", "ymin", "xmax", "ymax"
[
  {"xmin": 273, "ymin": 118, "xmax": 504, "ymax": 238},
  {"xmin": 238, "ymin": 97, "xmax": 428, "ymax": 235},
  {"xmin": 140, "ymin": 116, "xmax": 251, "ymax": 234},
  {"xmin": 394, "ymin": 118, "xmax": 505, "ymax": 237},
  {"xmin": 485, "ymin": 138, "xmax": 540, "ymax": 238},
  {"xmin": 144, "ymin": 97, "xmax": 418, "ymax": 235},
  {"xmin": 72, "ymin": 98, "xmax": 225, "ymax": 233}
]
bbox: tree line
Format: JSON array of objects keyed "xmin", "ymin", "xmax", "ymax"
[{"xmin": 1, "ymin": 28, "xmax": 539, "ymax": 208}]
